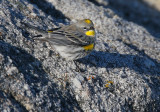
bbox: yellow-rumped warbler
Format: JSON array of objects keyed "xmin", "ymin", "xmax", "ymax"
[{"xmin": 24, "ymin": 19, "xmax": 96, "ymax": 60}]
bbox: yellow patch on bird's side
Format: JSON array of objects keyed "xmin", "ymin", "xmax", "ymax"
[
  {"xmin": 47, "ymin": 30, "xmax": 53, "ymax": 33},
  {"xmin": 83, "ymin": 43, "xmax": 94, "ymax": 51},
  {"xmin": 85, "ymin": 19, "xmax": 92, "ymax": 24},
  {"xmin": 85, "ymin": 30, "xmax": 95, "ymax": 36}
]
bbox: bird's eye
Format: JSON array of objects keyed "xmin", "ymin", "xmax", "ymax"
[{"xmin": 83, "ymin": 27, "xmax": 87, "ymax": 30}]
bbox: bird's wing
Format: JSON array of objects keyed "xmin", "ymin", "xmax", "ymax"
[{"xmin": 46, "ymin": 28, "xmax": 89, "ymax": 46}]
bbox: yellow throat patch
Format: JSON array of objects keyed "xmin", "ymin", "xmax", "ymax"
[
  {"xmin": 83, "ymin": 43, "xmax": 94, "ymax": 51},
  {"xmin": 85, "ymin": 30, "xmax": 95, "ymax": 36}
]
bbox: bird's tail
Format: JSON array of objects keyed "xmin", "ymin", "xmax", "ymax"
[{"xmin": 21, "ymin": 22, "xmax": 48, "ymax": 40}]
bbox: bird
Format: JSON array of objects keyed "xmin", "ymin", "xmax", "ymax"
[{"xmin": 23, "ymin": 19, "xmax": 96, "ymax": 61}]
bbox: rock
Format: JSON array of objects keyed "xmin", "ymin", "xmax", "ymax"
[
  {"xmin": 0, "ymin": 0, "xmax": 160, "ymax": 111},
  {"xmin": 144, "ymin": 57, "xmax": 156, "ymax": 68}
]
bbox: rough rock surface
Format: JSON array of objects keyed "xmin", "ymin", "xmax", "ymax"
[{"xmin": 0, "ymin": 0, "xmax": 160, "ymax": 111}]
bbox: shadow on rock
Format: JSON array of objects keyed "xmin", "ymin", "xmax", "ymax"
[
  {"xmin": 89, "ymin": 0, "xmax": 160, "ymax": 39},
  {"xmin": 29, "ymin": 0, "xmax": 68, "ymax": 21},
  {"xmin": 0, "ymin": 41, "xmax": 83, "ymax": 111},
  {"xmin": 80, "ymin": 50, "xmax": 160, "ymax": 76}
]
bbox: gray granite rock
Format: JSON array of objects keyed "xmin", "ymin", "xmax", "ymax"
[{"xmin": 0, "ymin": 0, "xmax": 160, "ymax": 111}]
